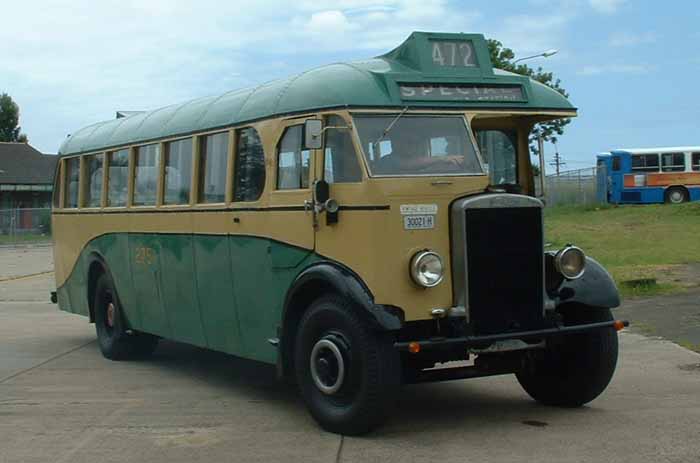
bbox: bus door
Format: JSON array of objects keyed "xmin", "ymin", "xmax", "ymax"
[
  {"xmin": 231, "ymin": 118, "xmax": 317, "ymax": 363},
  {"xmin": 608, "ymin": 154, "xmax": 623, "ymax": 203},
  {"xmin": 312, "ymin": 113, "xmax": 376, "ymax": 278}
]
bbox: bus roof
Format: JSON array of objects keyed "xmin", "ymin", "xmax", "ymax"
[
  {"xmin": 611, "ymin": 147, "xmax": 700, "ymax": 155},
  {"xmin": 59, "ymin": 31, "xmax": 576, "ymax": 156}
]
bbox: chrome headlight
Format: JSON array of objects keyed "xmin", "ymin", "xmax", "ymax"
[
  {"xmin": 554, "ymin": 245, "xmax": 586, "ymax": 280},
  {"xmin": 410, "ymin": 251, "xmax": 444, "ymax": 287}
]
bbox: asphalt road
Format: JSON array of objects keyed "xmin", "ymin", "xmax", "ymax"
[{"xmin": 1, "ymin": 272, "xmax": 700, "ymax": 462}]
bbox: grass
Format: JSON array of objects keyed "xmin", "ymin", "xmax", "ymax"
[
  {"xmin": 0, "ymin": 233, "xmax": 51, "ymax": 245},
  {"xmin": 544, "ymin": 202, "xmax": 700, "ymax": 297}
]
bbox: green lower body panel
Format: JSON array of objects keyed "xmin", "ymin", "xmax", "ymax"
[{"xmin": 57, "ymin": 233, "xmax": 320, "ymax": 364}]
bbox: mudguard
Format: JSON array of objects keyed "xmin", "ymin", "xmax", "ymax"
[
  {"xmin": 558, "ymin": 256, "xmax": 620, "ymax": 309},
  {"xmin": 283, "ymin": 262, "xmax": 405, "ymax": 332}
]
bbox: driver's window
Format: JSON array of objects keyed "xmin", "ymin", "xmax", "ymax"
[
  {"xmin": 323, "ymin": 115, "xmax": 362, "ymax": 183},
  {"xmin": 277, "ymin": 125, "xmax": 310, "ymax": 190},
  {"xmin": 475, "ymin": 130, "xmax": 518, "ymax": 185}
]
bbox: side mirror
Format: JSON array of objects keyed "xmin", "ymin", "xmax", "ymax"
[{"xmin": 304, "ymin": 119, "xmax": 323, "ymax": 150}]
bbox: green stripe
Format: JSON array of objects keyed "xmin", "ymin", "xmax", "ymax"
[{"xmin": 58, "ymin": 233, "xmax": 321, "ymax": 363}]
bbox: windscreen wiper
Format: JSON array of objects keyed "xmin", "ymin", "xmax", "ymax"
[{"xmin": 371, "ymin": 106, "xmax": 409, "ymax": 154}]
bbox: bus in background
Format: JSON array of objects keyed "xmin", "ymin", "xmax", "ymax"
[{"xmin": 597, "ymin": 147, "xmax": 700, "ymax": 204}]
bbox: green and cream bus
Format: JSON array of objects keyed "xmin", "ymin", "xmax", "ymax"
[{"xmin": 52, "ymin": 32, "xmax": 626, "ymax": 435}]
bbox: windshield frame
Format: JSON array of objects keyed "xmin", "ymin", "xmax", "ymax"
[{"xmin": 350, "ymin": 112, "xmax": 487, "ymax": 178}]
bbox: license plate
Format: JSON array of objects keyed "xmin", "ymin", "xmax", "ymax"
[{"xmin": 403, "ymin": 215, "xmax": 435, "ymax": 230}]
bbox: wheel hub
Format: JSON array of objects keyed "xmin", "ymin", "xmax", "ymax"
[
  {"xmin": 670, "ymin": 191, "xmax": 683, "ymax": 203},
  {"xmin": 310, "ymin": 337, "xmax": 346, "ymax": 395},
  {"xmin": 106, "ymin": 302, "xmax": 116, "ymax": 328}
]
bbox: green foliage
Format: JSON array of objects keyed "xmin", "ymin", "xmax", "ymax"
[
  {"xmin": 0, "ymin": 93, "xmax": 28, "ymax": 143},
  {"xmin": 487, "ymin": 39, "xmax": 570, "ymax": 156}
]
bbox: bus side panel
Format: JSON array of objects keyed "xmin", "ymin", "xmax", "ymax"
[
  {"xmin": 160, "ymin": 234, "xmax": 208, "ymax": 348},
  {"xmin": 128, "ymin": 233, "xmax": 172, "ymax": 338},
  {"xmin": 617, "ymin": 187, "xmax": 665, "ymax": 204},
  {"xmin": 65, "ymin": 255, "xmax": 88, "ymax": 316},
  {"xmin": 229, "ymin": 236, "xmax": 318, "ymax": 364},
  {"xmin": 91, "ymin": 233, "xmax": 142, "ymax": 329},
  {"xmin": 193, "ymin": 235, "xmax": 242, "ymax": 355},
  {"xmin": 689, "ymin": 187, "xmax": 700, "ymax": 201}
]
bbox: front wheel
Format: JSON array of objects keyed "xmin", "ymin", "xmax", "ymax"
[
  {"xmin": 94, "ymin": 273, "xmax": 159, "ymax": 360},
  {"xmin": 516, "ymin": 306, "xmax": 618, "ymax": 407},
  {"xmin": 294, "ymin": 295, "xmax": 400, "ymax": 435},
  {"xmin": 665, "ymin": 187, "xmax": 688, "ymax": 204}
]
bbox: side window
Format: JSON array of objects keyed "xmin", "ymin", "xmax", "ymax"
[
  {"xmin": 84, "ymin": 153, "xmax": 104, "ymax": 207},
  {"xmin": 133, "ymin": 144, "xmax": 160, "ymax": 206},
  {"xmin": 475, "ymin": 130, "xmax": 517, "ymax": 185},
  {"xmin": 323, "ymin": 115, "xmax": 362, "ymax": 183},
  {"xmin": 234, "ymin": 127, "xmax": 265, "ymax": 202},
  {"xmin": 198, "ymin": 132, "xmax": 228, "ymax": 203},
  {"xmin": 631, "ymin": 154, "xmax": 660, "ymax": 172},
  {"xmin": 693, "ymin": 153, "xmax": 700, "ymax": 172},
  {"xmin": 63, "ymin": 157, "xmax": 80, "ymax": 208},
  {"xmin": 107, "ymin": 149, "xmax": 129, "ymax": 207},
  {"xmin": 164, "ymin": 138, "xmax": 193, "ymax": 205},
  {"xmin": 661, "ymin": 152, "xmax": 685, "ymax": 172},
  {"xmin": 277, "ymin": 125, "xmax": 310, "ymax": 189},
  {"xmin": 612, "ymin": 156, "xmax": 621, "ymax": 171},
  {"xmin": 52, "ymin": 162, "xmax": 62, "ymax": 208}
]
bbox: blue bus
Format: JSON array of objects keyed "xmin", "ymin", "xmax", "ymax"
[{"xmin": 597, "ymin": 147, "xmax": 700, "ymax": 204}]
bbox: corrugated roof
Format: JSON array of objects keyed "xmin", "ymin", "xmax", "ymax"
[
  {"xmin": 0, "ymin": 143, "xmax": 58, "ymax": 185},
  {"xmin": 59, "ymin": 31, "xmax": 575, "ymax": 156}
]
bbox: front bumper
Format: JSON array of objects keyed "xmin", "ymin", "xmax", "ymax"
[{"xmin": 395, "ymin": 319, "xmax": 629, "ymax": 352}]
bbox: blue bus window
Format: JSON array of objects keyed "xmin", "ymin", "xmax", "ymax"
[
  {"xmin": 661, "ymin": 153, "xmax": 685, "ymax": 172},
  {"xmin": 612, "ymin": 157, "xmax": 621, "ymax": 171},
  {"xmin": 631, "ymin": 154, "xmax": 660, "ymax": 173}
]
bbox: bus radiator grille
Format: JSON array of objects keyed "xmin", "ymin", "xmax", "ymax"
[{"xmin": 464, "ymin": 207, "xmax": 544, "ymax": 335}]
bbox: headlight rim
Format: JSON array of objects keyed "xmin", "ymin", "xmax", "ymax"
[
  {"xmin": 410, "ymin": 250, "xmax": 444, "ymax": 288},
  {"xmin": 554, "ymin": 245, "xmax": 586, "ymax": 280}
]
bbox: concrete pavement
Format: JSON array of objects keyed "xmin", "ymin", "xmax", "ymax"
[{"xmin": 1, "ymin": 272, "xmax": 700, "ymax": 462}]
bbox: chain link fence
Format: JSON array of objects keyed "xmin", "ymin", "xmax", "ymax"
[
  {"xmin": 536, "ymin": 166, "xmax": 606, "ymax": 207},
  {"xmin": 0, "ymin": 208, "xmax": 52, "ymax": 246}
]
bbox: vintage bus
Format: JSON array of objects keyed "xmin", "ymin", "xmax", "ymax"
[
  {"xmin": 597, "ymin": 147, "xmax": 700, "ymax": 204},
  {"xmin": 52, "ymin": 32, "xmax": 626, "ymax": 435}
]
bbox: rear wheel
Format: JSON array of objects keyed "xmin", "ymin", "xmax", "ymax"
[
  {"xmin": 294, "ymin": 295, "xmax": 400, "ymax": 435},
  {"xmin": 516, "ymin": 306, "xmax": 618, "ymax": 407},
  {"xmin": 94, "ymin": 273, "xmax": 158, "ymax": 360},
  {"xmin": 665, "ymin": 187, "xmax": 688, "ymax": 204}
]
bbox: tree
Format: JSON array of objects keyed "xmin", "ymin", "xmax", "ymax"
[
  {"xmin": 487, "ymin": 39, "xmax": 570, "ymax": 156},
  {"xmin": 0, "ymin": 93, "xmax": 28, "ymax": 143}
]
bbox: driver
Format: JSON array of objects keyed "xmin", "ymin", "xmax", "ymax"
[{"xmin": 374, "ymin": 132, "xmax": 464, "ymax": 175}]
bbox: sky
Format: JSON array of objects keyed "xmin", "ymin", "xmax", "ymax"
[{"xmin": 2, "ymin": 0, "xmax": 698, "ymax": 173}]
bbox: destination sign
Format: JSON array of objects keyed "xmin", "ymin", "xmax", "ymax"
[
  {"xmin": 430, "ymin": 40, "xmax": 477, "ymax": 67},
  {"xmin": 399, "ymin": 84, "xmax": 525, "ymax": 102}
]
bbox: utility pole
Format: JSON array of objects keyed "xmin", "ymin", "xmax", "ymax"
[{"xmin": 549, "ymin": 140, "xmax": 566, "ymax": 176}]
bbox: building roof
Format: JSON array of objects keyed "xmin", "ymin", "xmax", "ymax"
[
  {"xmin": 0, "ymin": 143, "xmax": 58, "ymax": 185},
  {"xmin": 59, "ymin": 31, "xmax": 576, "ymax": 156}
]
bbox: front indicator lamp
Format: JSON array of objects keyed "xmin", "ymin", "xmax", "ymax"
[
  {"xmin": 410, "ymin": 251, "xmax": 444, "ymax": 288},
  {"xmin": 554, "ymin": 245, "xmax": 586, "ymax": 280}
]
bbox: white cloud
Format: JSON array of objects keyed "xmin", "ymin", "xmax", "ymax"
[
  {"xmin": 609, "ymin": 31, "xmax": 658, "ymax": 47},
  {"xmin": 589, "ymin": 0, "xmax": 626, "ymax": 14},
  {"xmin": 579, "ymin": 63, "xmax": 652, "ymax": 75},
  {"xmin": 0, "ymin": 0, "xmax": 584, "ymax": 152},
  {"xmin": 305, "ymin": 10, "xmax": 355, "ymax": 34}
]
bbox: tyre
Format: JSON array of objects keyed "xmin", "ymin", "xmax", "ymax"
[
  {"xmin": 516, "ymin": 306, "xmax": 618, "ymax": 407},
  {"xmin": 665, "ymin": 187, "xmax": 688, "ymax": 204},
  {"xmin": 294, "ymin": 295, "xmax": 400, "ymax": 435},
  {"xmin": 94, "ymin": 273, "xmax": 158, "ymax": 360}
]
